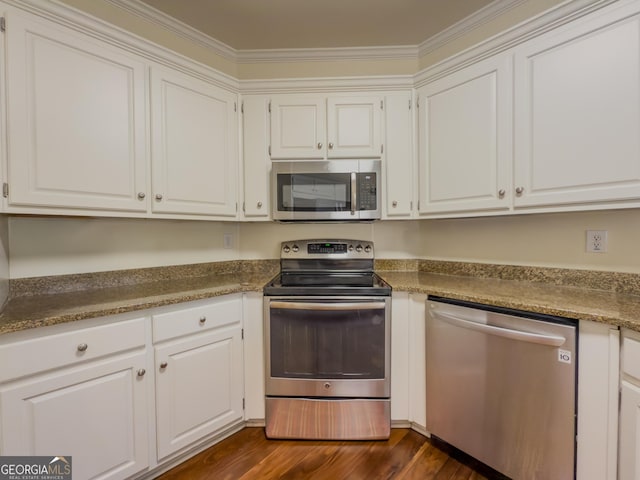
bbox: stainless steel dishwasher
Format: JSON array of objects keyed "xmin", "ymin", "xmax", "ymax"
[{"xmin": 426, "ymin": 296, "xmax": 577, "ymax": 480}]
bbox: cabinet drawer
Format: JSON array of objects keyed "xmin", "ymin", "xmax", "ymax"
[
  {"xmin": 0, "ymin": 317, "xmax": 146, "ymax": 383},
  {"xmin": 152, "ymin": 295, "xmax": 242, "ymax": 343},
  {"xmin": 623, "ymin": 333, "xmax": 640, "ymax": 381}
]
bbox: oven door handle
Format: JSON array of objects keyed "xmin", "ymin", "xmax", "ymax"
[{"xmin": 270, "ymin": 301, "xmax": 386, "ymax": 311}]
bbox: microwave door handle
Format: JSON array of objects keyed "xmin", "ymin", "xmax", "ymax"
[{"xmin": 351, "ymin": 172, "xmax": 357, "ymax": 216}]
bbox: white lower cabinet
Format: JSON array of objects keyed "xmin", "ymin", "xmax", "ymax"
[
  {"xmin": 389, "ymin": 292, "xmax": 426, "ymax": 431},
  {"xmin": 152, "ymin": 295, "xmax": 244, "ymax": 461},
  {"xmin": 620, "ymin": 329, "xmax": 640, "ymax": 480},
  {"xmin": 0, "ymin": 316, "xmax": 150, "ymax": 480}
]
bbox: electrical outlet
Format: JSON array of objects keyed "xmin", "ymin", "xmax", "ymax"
[
  {"xmin": 586, "ymin": 230, "xmax": 607, "ymax": 253},
  {"xmin": 223, "ymin": 233, "xmax": 233, "ymax": 249}
]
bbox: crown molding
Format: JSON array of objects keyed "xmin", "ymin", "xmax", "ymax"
[
  {"xmin": 239, "ymin": 75, "xmax": 414, "ymax": 95},
  {"xmin": 236, "ymin": 45, "xmax": 419, "ymax": 64},
  {"xmin": 418, "ymin": 0, "xmax": 529, "ymax": 57},
  {"xmin": 99, "ymin": 0, "xmax": 542, "ymax": 65},
  {"xmin": 414, "ymin": 0, "xmax": 619, "ymax": 86},
  {"xmin": 103, "ymin": 0, "xmax": 237, "ymax": 61}
]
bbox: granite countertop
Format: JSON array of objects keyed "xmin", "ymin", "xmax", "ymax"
[
  {"xmin": 377, "ymin": 270, "xmax": 640, "ymax": 331},
  {"xmin": 1, "ymin": 259, "xmax": 639, "ymax": 336}
]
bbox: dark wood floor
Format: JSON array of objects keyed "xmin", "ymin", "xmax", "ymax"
[{"xmin": 157, "ymin": 428, "xmax": 489, "ymax": 480}]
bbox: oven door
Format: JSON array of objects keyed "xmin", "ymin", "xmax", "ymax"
[{"xmin": 264, "ymin": 296, "xmax": 390, "ymax": 398}]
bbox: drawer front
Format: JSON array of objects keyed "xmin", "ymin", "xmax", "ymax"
[
  {"xmin": 623, "ymin": 333, "xmax": 640, "ymax": 381},
  {"xmin": 152, "ymin": 295, "xmax": 242, "ymax": 343},
  {"xmin": 0, "ymin": 317, "xmax": 146, "ymax": 383}
]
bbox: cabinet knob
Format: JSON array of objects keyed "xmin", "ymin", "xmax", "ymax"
[
  {"xmin": 317, "ymin": 142, "xmax": 323, "ymax": 149},
  {"xmin": 392, "ymin": 201, "xmax": 398, "ymax": 208},
  {"xmin": 137, "ymin": 192, "xmax": 146, "ymax": 200},
  {"xmin": 257, "ymin": 201, "xmax": 263, "ymax": 208},
  {"xmin": 155, "ymin": 193, "xmax": 163, "ymax": 201},
  {"xmin": 199, "ymin": 316, "xmax": 207, "ymax": 324},
  {"xmin": 515, "ymin": 186, "xmax": 524, "ymax": 195},
  {"xmin": 498, "ymin": 189, "xmax": 506, "ymax": 198},
  {"xmin": 328, "ymin": 142, "xmax": 334, "ymax": 149},
  {"xmin": 160, "ymin": 362, "xmax": 168, "ymax": 369},
  {"xmin": 77, "ymin": 343, "xmax": 88, "ymax": 352},
  {"xmin": 137, "ymin": 369, "xmax": 146, "ymax": 377}
]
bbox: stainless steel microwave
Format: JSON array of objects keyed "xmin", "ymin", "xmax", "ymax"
[{"xmin": 271, "ymin": 160, "xmax": 381, "ymax": 221}]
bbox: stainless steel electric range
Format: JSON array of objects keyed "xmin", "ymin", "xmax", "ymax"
[{"xmin": 263, "ymin": 239, "xmax": 392, "ymax": 440}]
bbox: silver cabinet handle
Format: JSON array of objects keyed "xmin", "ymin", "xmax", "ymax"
[
  {"xmin": 317, "ymin": 142, "xmax": 323, "ymax": 149},
  {"xmin": 77, "ymin": 343, "xmax": 88, "ymax": 352},
  {"xmin": 137, "ymin": 369, "xmax": 146, "ymax": 377},
  {"xmin": 432, "ymin": 310, "xmax": 566, "ymax": 347},
  {"xmin": 160, "ymin": 362, "xmax": 168, "ymax": 369},
  {"xmin": 328, "ymin": 142, "xmax": 334, "ymax": 149},
  {"xmin": 257, "ymin": 201, "xmax": 263, "ymax": 208},
  {"xmin": 137, "ymin": 192, "xmax": 146, "ymax": 200},
  {"xmin": 498, "ymin": 189, "xmax": 506, "ymax": 198},
  {"xmin": 155, "ymin": 194, "xmax": 163, "ymax": 201},
  {"xmin": 392, "ymin": 201, "xmax": 398, "ymax": 208},
  {"xmin": 199, "ymin": 316, "xmax": 207, "ymax": 324},
  {"xmin": 515, "ymin": 187, "xmax": 524, "ymax": 195}
]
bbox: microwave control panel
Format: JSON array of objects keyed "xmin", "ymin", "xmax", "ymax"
[{"xmin": 357, "ymin": 173, "xmax": 377, "ymax": 211}]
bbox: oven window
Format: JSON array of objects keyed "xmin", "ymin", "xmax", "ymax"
[
  {"xmin": 269, "ymin": 302, "xmax": 386, "ymax": 379},
  {"xmin": 277, "ymin": 173, "xmax": 351, "ymax": 211}
]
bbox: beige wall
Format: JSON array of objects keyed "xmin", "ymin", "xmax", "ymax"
[
  {"xmin": 9, "ymin": 217, "xmax": 239, "ymax": 278},
  {"xmin": 420, "ymin": 209, "xmax": 640, "ymax": 273},
  {"xmin": 7, "ymin": 217, "xmax": 422, "ymax": 278}
]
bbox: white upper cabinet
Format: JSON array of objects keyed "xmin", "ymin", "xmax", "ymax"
[
  {"xmin": 513, "ymin": 3, "xmax": 640, "ymax": 209},
  {"xmin": 326, "ymin": 96, "xmax": 383, "ymax": 158},
  {"xmin": 383, "ymin": 92, "xmax": 415, "ymax": 218},
  {"xmin": 417, "ymin": 54, "xmax": 512, "ymax": 216},
  {"xmin": 5, "ymin": 10, "xmax": 148, "ymax": 212},
  {"xmin": 151, "ymin": 66, "xmax": 238, "ymax": 217},
  {"xmin": 270, "ymin": 95, "xmax": 383, "ymax": 160},
  {"xmin": 270, "ymin": 96, "xmax": 326, "ymax": 159},
  {"xmin": 241, "ymin": 96, "xmax": 270, "ymax": 219}
]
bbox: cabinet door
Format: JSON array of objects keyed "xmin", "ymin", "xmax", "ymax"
[
  {"xmin": 514, "ymin": 5, "xmax": 640, "ymax": 208},
  {"xmin": 0, "ymin": 353, "xmax": 149, "ymax": 480},
  {"xmin": 620, "ymin": 380, "xmax": 640, "ymax": 480},
  {"xmin": 327, "ymin": 96, "xmax": 382, "ymax": 158},
  {"xmin": 270, "ymin": 96, "xmax": 325, "ymax": 159},
  {"xmin": 151, "ymin": 66, "xmax": 238, "ymax": 217},
  {"xmin": 5, "ymin": 11, "xmax": 148, "ymax": 212},
  {"xmin": 242, "ymin": 96, "xmax": 270, "ymax": 219},
  {"xmin": 384, "ymin": 92, "xmax": 414, "ymax": 218},
  {"xmin": 418, "ymin": 54, "xmax": 512, "ymax": 216},
  {"xmin": 155, "ymin": 326, "xmax": 243, "ymax": 460}
]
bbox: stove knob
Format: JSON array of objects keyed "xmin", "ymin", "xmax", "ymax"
[
  {"xmin": 282, "ymin": 245, "xmax": 291, "ymax": 253},
  {"xmin": 364, "ymin": 245, "xmax": 372, "ymax": 253},
  {"xmin": 355, "ymin": 244, "xmax": 363, "ymax": 253},
  {"xmin": 348, "ymin": 245, "xmax": 354, "ymax": 252},
  {"xmin": 292, "ymin": 244, "xmax": 299, "ymax": 253}
]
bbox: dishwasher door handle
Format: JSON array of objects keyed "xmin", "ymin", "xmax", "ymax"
[{"xmin": 432, "ymin": 310, "xmax": 566, "ymax": 347}]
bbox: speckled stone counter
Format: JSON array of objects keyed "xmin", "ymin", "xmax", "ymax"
[
  {"xmin": 376, "ymin": 260, "xmax": 640, "ymax": 332},
  {"xmin": 1, "ymin": 258, "xmax": 639, "ymax": 336},
  {"xmin": 0, "ymin": 260, "xmax": 279, "ymax": 335}
]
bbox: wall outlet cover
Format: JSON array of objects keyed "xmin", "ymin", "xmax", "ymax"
[{"xmin": 586, "ymin": 230, "xmax": 607, "ymax": 253}]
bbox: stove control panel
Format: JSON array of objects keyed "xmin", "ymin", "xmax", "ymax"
[{"xmin": 280, "ymin": 239, "xmax": 374, "ymax": 259}]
